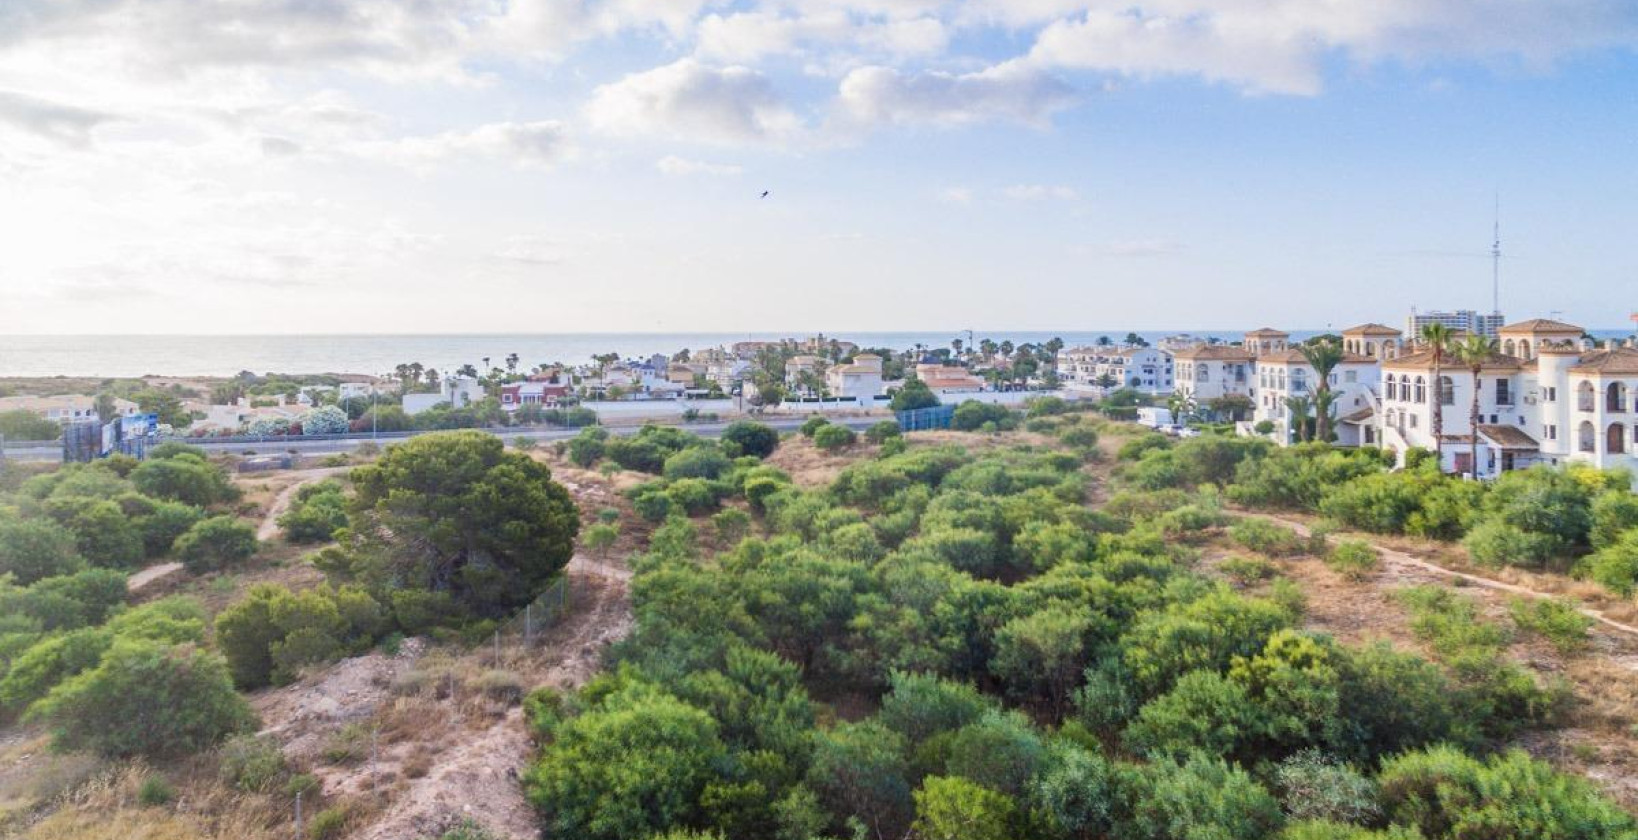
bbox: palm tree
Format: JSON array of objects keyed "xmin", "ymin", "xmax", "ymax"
[
  {"xmin": 1284, "ymin": 395, "xmax": 1313, "ymax": 443},
  {"xmin": 1453, "ymin": 334, "xmax": 1499, "ymax": 479},
  {"xmin": 1297, "ymin": 338, "xmax": 1344, "ymax": 443},
  {"xmin": 1418, "ymin": 323, "xmax": 1456, "ymax": 470}
]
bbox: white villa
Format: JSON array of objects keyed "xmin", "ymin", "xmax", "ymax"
[
  {"xmin": 0, "ymin": 395, "xmax": 139, "ymax": 425},
  {"xmin": 1254, "ymin": 347, "xmax": 1381, "ymax": 446},
  {"xmin": 1371, "ymin": 318, "xmax": 1638, "ymax": 477},
  {"xmin": 826, "ymin": 354, "xmax": 885, "ymax": 401},
  {"xmin": 1172, "ymin": 341, "xmax": 1258, "ymax": 405}
]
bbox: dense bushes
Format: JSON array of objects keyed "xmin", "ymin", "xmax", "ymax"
[
  {"xmin": 508, "ymin": 433, "xmax": 1629, "ymax": 840},
  {"xmin": 812, "ymin": 423, "xmax": 856, "ymax": 451},
  {"xmin": 720, "ymin": 421, "xmax": 779, "ymax": 459},
  {"xmin": 215, "ymin": 583, "xmax": 388, "ymax": 688},
  {"xmin": 175, "ymin": 515, "xmax": 258, "ymax": 574},
  {"xmin": 951, "ymin": 402, "xmax": 1019, "ymax": 432},
  {"xmin": 279, "ymin": 479, "xmax": 348, "ymax": 543},
  {"xmin": 0, "ymin": 518, "xmax": 85, "ymax": 585},
  {"xmin": 28, "ymin": 640, "xmax": 254, "ymax": 759}
]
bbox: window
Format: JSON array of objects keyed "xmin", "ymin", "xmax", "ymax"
[
  {"xmin": 1344, "ymin": 370, "xmax": 1357, "ymax": 384},
  {"xmin": 1543, "ymin": 386, "xmax": 1557, "ymax": 402},
  {"xmin": 1410, "ymin": 415, "xmax": 1419, "ymax": 429},
  {"xmin": 1579, "ymin": 421, "xmax": 1597, "ymax": 453},
  {"xmin": 1578, "ymin": 381, "xmax": 1596, "ymax": 412},
  {"xmin": 1544, "ymin": 424, "xmax": 1557, "ymax": 441},
  {"xmin": 1496, "ymin": 379, "xmax": 1511, "ymax": 406},
  {"xmin": 1608, "ymin": 382, "xmax": 1629, "ymax": 413},
  {"xmin": 1413, "ymin": 376, "xmax": 1426, "ymax": 404}
]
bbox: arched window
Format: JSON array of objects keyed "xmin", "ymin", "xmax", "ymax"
[
  {"xmin": 1439, "ymin": 376, "xmax": 1455, "ymax": 406},
  {"xmin": 1608, "ymin": 382, "xmax": 1629, "ymax": 413},
  {"xmin": 1414, "ymin": 376, "xmax": 1426, "ymax": 404},
  {"xmin": 1578, "ymin": 381, "xmax": 1597, "ymax": 412},
  {"xmin": 1609, "ymin": 423, "xmax": 1628, "ymax": 454},
  {"xmin": 1579, "ymin": 421, "xmax": 1597, "ymax": 453},
  {"xmin": 1503, "ymin": 339, "xmax": 1516, "ymax": 357}
]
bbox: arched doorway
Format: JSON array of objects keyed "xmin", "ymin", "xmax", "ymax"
[
  {"xmin": 1579, "ymin": 421, "xmax": 1597, "ymax": 453},
  {"xmin": 1610, "ymin": 423, "xmax": 1627, "ymax": 455}
]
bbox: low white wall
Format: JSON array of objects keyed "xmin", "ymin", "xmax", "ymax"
[{"xmin": 582, "ymin": 398, "xmax": 738, "ymax": 419}]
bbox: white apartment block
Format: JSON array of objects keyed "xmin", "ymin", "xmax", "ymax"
[
  {"xmin": 1173, "ymin": 329, "xmax": 1282, "ymax": 407},
  {"xmin": 1254, "ymin": 349, "xmax": 1382, "ymax": 446},
  {"xmin": 825, "ymin": 353, "xmax": 885, "ymax": 401},
  {"xmin": 1407, "ymin": 309, "xmax": 1506, "ymax": 339},
  {"xmin": 1056, "ymin": 346, "xmax": 1174, "ymax": 395},
  {"xmin": 1369, "ymin": 318, "xmax": 1638, "ymax": 478}
]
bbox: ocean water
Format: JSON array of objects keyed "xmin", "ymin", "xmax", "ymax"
[
  {"xmin": 1, "ymin": 328, "xmax": 1629, "ymax": 378},
  {"xmin": 0, "ymin": 331, "xmax": 1244, "ymax": 378}
]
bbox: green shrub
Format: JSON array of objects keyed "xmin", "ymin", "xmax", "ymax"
[
  {"xmin": 138, "ymin": 774, "xmax": 175, "ymax": 806},
  {"xmin": 720, "ymin": 421, "xmax": 779, "ymax": 458},
  {"xmin": 711, "ymin": 508, "xmax": 751, "ymax": 543},
  {"xmin": 1229, "ymin": 519, "xmax": 1306, "ymax": 557},
  {"xmin": 567, "ymin": 427, "xmax": 608, "ymax": 467},
  {"xmin": 865, "ymin": 420, "xmax": 902, "ymax": 444},
  {"xmin": 0, "ymin": 519, "xmax": 85, "ymax": 585},
  {"xmin": 175, "ymin": 515, "xmax": 258, "ymax": 574},
  {"xmin": 1126, "ymin": 752, "xmax": 1283, "ymax": 840},
  {"xmin": 309, "ymin": 806, "xmax": 351, "ymax": 840},
  {"xmin": 218, "ymin": 733, "xmax": 287, "ymax": 792},
  {"xmin": 1590, "ymin": 491, "xmax": 1638, "ymax": 550},
  {"xmin": 136, "ymin": 500, "xmax": 205, "ymax": 557},
  {"xmin": 131, "ymin": 454, "xmax": 237, "ymax": 507},
  {"xmin": 666, "ymin": 478, "xmax": 721, "ymax": 516},
  {"xmin": 1462, "ymin": 519, "xmax": 1563, "ymax": 569},
  {"xmin": 1325, "ymin": 540, "xmax": 1378, "ymax": 581},
  {"xmin": 28, "ymin": 641, "xmax": 255, "ymax": 759},
  {"xmin": 280, "ymin": 480, "xmax": 348, "ymax": 543},
  {"xmin": 1586, "ymin": 530, "xmax": 1638, "ymax": 595},
  {"xmin": 951, "ymin": 402, "xmax": 1017, "ymax": 432},
  {"xmin": 632, "ymin": 488, "xmax": 676, "ymax": 523},
  {"xmin": 1378, "ymin": 746, "xmax": 1636, "ymax": 840},
  {"xmin": 799, "ymin": 416, "xmax": 830, "ymax": 437},
  {"xmin": 1508, "ymin": 597, "xmax": 1593, "ymax": 655},
  {"xmin": 1272, "ymin": 750, "xmax": 1378, "ymax": 825},
  {"xmin": 663, "ymin": 446, "xmax": 732, "ymax": 481},
  {"xmin": 1219, "ymin": 555, "xmax": 1277, "ymax": 585},
  {"xmin": 812, "ymin": 424, "xmax": 856, "ymax": 451}
]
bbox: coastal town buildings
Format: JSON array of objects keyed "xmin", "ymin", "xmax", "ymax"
[
  {"xmin": 1055, "ymin": 346, "xmax": 1174, "ymax": 395},
  {"xmin": 1407, "ymin": 309, "xmax": 1506, "ymax": 339},
  {"xmin": 825, "ymin": 354, "xmax": 885, "ymax": 401},
  {"xmin": 0, "ymin": 395, "xmax": 139, "ymax": 424}
]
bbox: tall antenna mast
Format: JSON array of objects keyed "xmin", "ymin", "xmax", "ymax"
[{"xmin": 1490, "ymin": 194, "xmax": 1501, "ymax": 315}]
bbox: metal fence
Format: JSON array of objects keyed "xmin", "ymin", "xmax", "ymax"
[
  {"xmin": 497, "ymin": 574, "xmax": 572, "ymax": 645},
  {"xmin": 896, "ymin": 404, "xmax": 957, "ymax": 431}
]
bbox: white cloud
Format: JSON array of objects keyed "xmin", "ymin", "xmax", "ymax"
[
  {"xmin": 1003, "ymin": 184, "xmax": 1078, "ymax": 201},
  {"xmin": 938, "ymin": 186, "xmax": 973, "ymax": 204},
  {"xmin": 696, "ymin": 11, "xmax": 946, "ymax": 63},
  {"xmin": 586, "ymin": 59, "xmax": 803, "ymax": 145},
  {"xmin": 836, "ymin": 62, "xmax": 1076, "ymax": 127},
  {"xmin": 656, "ymin": 155, "xmax": 743, "ymax": 176},
  {"xmin": 1025, "ymin": 1, "xmax": 1638, "ymax": 96},
  {"xmin": 0, "ymin": 90, "xmax": 118, "ymax": 148},
  {"xmin": 493, "ymin": 234, "xmax": 565, "ymax": 266},
  {"xmin": 376, "ymin": 120, "xmax": 572, "ymax": 168},
  {"xmin": 1102, "ymin": 238, "xmax": 1185, "ymax": 256}
]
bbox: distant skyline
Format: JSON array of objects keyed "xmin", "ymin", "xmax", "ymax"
[{"xmin": 1, "ymin": 1, "xmax": 1635, "ymax": 335}]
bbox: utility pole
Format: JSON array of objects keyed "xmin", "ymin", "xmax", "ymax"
[{"xmin": 1491, "ymin": 194, "xmax": 1502, "ymax": 316}]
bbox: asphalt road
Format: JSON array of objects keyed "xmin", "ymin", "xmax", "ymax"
[{"xmin": 0, "ymin": 415, "xmax": 886, "ymax": 462}]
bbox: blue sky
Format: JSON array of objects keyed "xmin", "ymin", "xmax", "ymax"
[{"xmin": 0, "ymin": 0, "xmax": 1634, "ymax": 335}]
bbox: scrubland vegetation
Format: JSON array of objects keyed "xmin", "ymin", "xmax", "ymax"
[
  {"xmin": 520, "ymin": 411, "xmax": 1638, "ymax": 840},
  {"xmin": 3, "ymin": 408, "xmax": 1637, "ymax": 840}
]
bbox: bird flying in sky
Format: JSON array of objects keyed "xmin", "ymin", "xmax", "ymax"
[{"xmin": 760, "ymin": 191, "xmax": 769, "ymax": 199}]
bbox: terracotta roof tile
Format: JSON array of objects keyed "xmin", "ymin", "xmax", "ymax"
[
  {"xmin": 1569, "ymin": 347, "xmax": 1638, "ymax": 375},
  {"xmin": 1499, "ymin": 318, "xmax": 1583, "ymax": 334}
]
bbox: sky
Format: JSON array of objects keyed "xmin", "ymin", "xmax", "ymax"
[{"xmin": 1, "ymin": 0, "xmax": 1635, "ymax": 336}]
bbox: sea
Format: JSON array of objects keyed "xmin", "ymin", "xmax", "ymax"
[{"xmin": 1, "ymin": 329, "xmax": 1631, "ymax": 379}]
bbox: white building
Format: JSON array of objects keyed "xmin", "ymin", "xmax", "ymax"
[
  {"xmin": 0, "ymin": 395, "xmax": 139, "ymax": 425},
  {"xmin": 1056, "ymin": 346, "xmax": 1173, "ymax": 395},
  {"xmin": 1253, "ymin": 349, "xmax": 1381, "ymax": 446},
  {"xmin": 1172, "ymin": 343, "xmax": 1257, "ymax": 406},
  {"xmin": 403, "ymin": 376, "xmax": 484, "ymax": 415},
  {"xmin": 1373, "ymin": 318, "xmax": 1637, "ymax": 478},
  {"xmin": 1407, "ymin": 309, "xmax": 1506, "ymax": 339},
  {"xmin": 825, "ymin": 354, "xmax": 885, "ymax": 401}
]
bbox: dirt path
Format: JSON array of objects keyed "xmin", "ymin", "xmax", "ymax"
[
  {"xmin": 1238, "ymin": 510, "xmax": 1638, "ymax": 640},
  {"xmin": 255, "ymin": 467, "xmax": 350, "ymax": 541},
  {"xmin": 126, "ymin": 561, "xmax": 183, "ymax": 593},
  {"xmin": 349, "ymin": 553, "xmax": 635, "ymax": 840}
]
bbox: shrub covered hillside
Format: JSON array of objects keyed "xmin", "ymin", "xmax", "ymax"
[
  {"xmin": 1118, "ymin": 433, "xmax": 1638, "ymax": 595},
  {"xmin": 521, "ymin": 429, "xmax": 1637, "ymax": 840},
  {"xmin": 219, "ymin": 430, "xmax": 581, "ymax": 689},
  {"xmin": 0, "ymin": 444, "xmax": 259, "ymax": 759}
]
